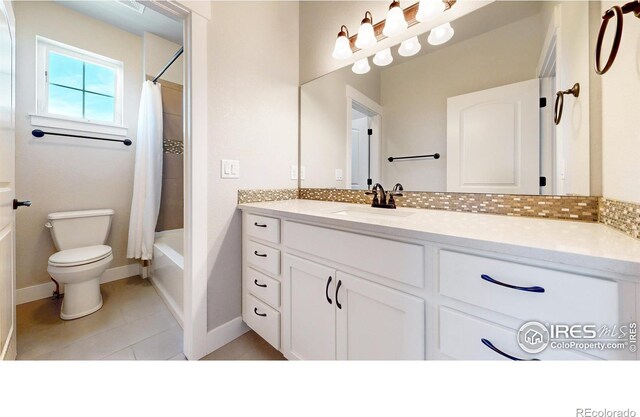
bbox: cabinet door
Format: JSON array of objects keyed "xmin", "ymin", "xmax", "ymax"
[
  {"xmin": 282, "ymin": 255, "xmax": 336, "ymax": 360},
  {"xmin": 336, "ymin": 272, "xmax": 425, "ymax": 360}
]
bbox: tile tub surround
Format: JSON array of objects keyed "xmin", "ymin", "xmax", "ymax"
[
  {"xmin": 237, "ymin": 188, "xmax": 299, "ymax": 204},
  {"xmin": 599, "ymin": 198, "xmax": 640, "ymax": 240},
  {"xmin": 298, "ymin": 188, "xmax": 600, "ymax": 222}
]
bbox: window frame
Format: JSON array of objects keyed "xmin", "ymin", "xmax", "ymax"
[{"xmin": 35, "ymin": 36, "xmax": 124, "ymax": 128}]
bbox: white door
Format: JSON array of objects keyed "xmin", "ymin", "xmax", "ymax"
[
  {"xmin": 335, "ymin": 272, "xmax": 425, "ymax": 360},
  {"xmin": 447, "ymin": 79, "xmax": 540, "ymax": 194},
  {"xmin": 282, "ymin": 255, "xmax": 336, "ymax": 360},
  {"xmin": 0, "ymin": 0, "xmax": 16, "ymax": 361}
]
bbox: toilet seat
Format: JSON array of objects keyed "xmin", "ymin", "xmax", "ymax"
[{"xmin": 48, "ymin": 245, "xmax": 112, "ymax": 267}]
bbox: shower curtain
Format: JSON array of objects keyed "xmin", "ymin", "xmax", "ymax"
[{"xmin": 127, "ymin": 80, "xmax": 163, "ymax": 260}]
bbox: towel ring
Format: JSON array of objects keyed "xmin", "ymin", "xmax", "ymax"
[
  {"xmin": 595, "ymin": 1, "xmax": 640, "ymax": 75},
  {"xmin": 554, "ymin": 83, "xmax": 580, "ymax": 126}
]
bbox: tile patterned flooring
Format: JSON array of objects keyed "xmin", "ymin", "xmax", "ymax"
[{"xmin": 16, "ymin": 275, "xmax": 284, "ymax": 361}]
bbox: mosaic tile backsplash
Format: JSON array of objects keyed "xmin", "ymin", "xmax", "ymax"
[
  {"xmin": 299, "ymin": 188, "xmax": 600, "ymax": 222},
  {"xmin": 238, "ymin": 188, "xmax": 640, "ymax": 240}
]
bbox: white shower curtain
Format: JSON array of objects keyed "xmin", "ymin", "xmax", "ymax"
[{"xmin": 127, "ymin": 80, "xmax": 163, "ymax": 260}]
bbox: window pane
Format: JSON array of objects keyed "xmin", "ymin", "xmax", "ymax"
[
  {"xmin": 48, "ymin": 84, "xmax": 83, "ymax": 118},
  {"xmin": 48, "ymin": 52, "xmax": 83, "ymax": 89},
  {"xmin": 84, "ymin": 92, "xmax": 115, "ymax": 122},
  {"xmin": 85, "ymin": 62, "xmax": 115, "ymax": 96}
]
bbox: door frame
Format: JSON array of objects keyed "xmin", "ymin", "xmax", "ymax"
[
  {"xmin": 345, "ymin": 86, "xmax": 383, "ymax": 189},
  {"xmin": 144, "ymin": 1, "xmax": 210, "ymax": 360}
]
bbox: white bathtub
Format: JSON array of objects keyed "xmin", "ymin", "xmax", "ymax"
[{"xmin": 151, "ymin": 229, "xmax": 184, "ymax": 327}]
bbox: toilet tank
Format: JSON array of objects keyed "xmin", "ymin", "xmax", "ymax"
[{"xmin": 46, "ymin": 209, "xmax": 115, "ymax": 250}]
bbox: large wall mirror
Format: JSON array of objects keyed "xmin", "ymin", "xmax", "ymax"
[{"xmin": 300, "ymin": 1, "xmax": 594, "ymax": 196}]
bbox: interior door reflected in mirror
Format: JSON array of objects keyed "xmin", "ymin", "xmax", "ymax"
[{"xmin": 300, "ymin": 1, "xmax": 593, "ymax": 196}]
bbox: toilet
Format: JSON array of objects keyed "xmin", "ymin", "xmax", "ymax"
[{"xmin": 46, "ymin": 209, "xmax": 115, "ymax": 320}]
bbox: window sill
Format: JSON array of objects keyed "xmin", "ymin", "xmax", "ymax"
[{"xmin": 29, "ymin": 113, "xmax": 128, "ymax": 137}]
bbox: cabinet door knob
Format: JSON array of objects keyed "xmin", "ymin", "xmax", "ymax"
[
  {"xmin": 254, "ymin": 307, "xmax": 267, "ymax": 317},
  {"xmin": 335, "ymin": 280, "xmax": 343, "ymax": 309},
  {"xmin": 480, "ymin": 274, "xmax": 545, "ymax": 293},
  {"xmin": 325, "ymin": 276, "xmax": 333, "ymax": 305},
  {"xmin": 254, "ymin": 279, "xmax": 267, "ymax": 288},
  {"xmin": 254, "ymin": 251, "xmax": 267, "ymax": 258},
  {"xmin": 481, "ymin": 338, "xmax": 539, "ymax": 361}
]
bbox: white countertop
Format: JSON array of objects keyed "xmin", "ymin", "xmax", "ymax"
[{"xmin": 238, "ymin": 199, "xmax": 640, "ymax": 278}]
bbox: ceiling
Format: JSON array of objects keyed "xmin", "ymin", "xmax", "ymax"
[{"xmin": 55, "ymin": 0, "xmax": 183, "ymax": 44}]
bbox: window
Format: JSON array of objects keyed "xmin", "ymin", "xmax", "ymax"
[{"xmin": 36, "ymin": 37, "xmax": 123, "ymax": 126}]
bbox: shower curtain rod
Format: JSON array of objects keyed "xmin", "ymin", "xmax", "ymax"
[{"xmin": 152, "ymin": 46, "xmax": 184, "ymax": 84}]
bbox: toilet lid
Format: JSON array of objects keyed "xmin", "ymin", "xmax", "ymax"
[{"xmin": 48, "ymin": 245, "xmax": 112, "ymax": 267}]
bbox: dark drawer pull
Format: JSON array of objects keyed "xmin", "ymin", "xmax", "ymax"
[
  {"xmin": 325, "ymin": 276, "xmax": 333, "ymax": 305},
  {"xmin": 335, "ymin": 280, "xmax": 343, "ymax": 309},
  {"xmin": 254, "ymin": 251, "xmax": 267, "ymax": 258},
  {"xmin": 254, "ymin": 279, "xmax": 267, "ymax": 288},
  {"xmin": 254, "ymin": 307, "xmax": 267, "ymax": 317},
  {"xmin": 481, "ymin": 338, "xmax": 539, "ymax": 361},
  {"xmin": 480, "ymin": 274, "xmax": 545, "ymax": 293},
  {"xmin": 254, "ymin": 222, "xmax": 267, "ymax": 228}
]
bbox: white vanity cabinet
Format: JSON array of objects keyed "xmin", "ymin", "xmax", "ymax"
[{"xmin": 240, "ymin": 200, "xmax": 640, "ymax": 361}]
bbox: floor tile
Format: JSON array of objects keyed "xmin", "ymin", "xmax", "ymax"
[
  {"xmin": 201, "ymin": 330, "xmax": 285, "ymax": 361},
  {"xmin": 103, "ymin": 347, "xmax": 136, "ymax": 360},
  {"xmin": 131, "ymin": 325, "xmax": 183, "ymax": 360}
]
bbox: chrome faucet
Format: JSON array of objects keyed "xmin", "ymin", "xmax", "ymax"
[{"xmin": 365, "ymin": 183, "xmax": 403, "ymax": 209}]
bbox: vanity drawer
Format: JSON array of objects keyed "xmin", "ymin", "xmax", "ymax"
[
  {"xmin": 439, "ymin": 250, "xmax": 619, "ymax": 326},
  {"xmin": 247, "ymin": 240, "xmax": 281, "ymax": 276},
  {"xmin": 284, "ymin": 221, "xmax": 424, "ymax": 288},
  {"xmin": 244, "ymin": 294, "xmax": 280, "ymax": 350},
  {"xmin": 246, "ymin": 213, "xmax": 280, "ymax": 244},
  {"xmin": 247, "ymin": 268, "xmax": 281, "ymax": 308},
  {"xmin": 439, "ymin": 307, "xmax": 594, "ymax": 361}
]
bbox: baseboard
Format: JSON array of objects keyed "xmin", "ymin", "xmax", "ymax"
[
  {"xmin": 16, "ymin": 263, "xmax": 142, "ymax": 305},
  {"xmin": 203, "ymin": 316, "xmax": 250, "ymax": 358}
]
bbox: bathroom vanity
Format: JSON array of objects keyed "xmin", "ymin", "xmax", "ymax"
[{"xmin": 239, "ymin": 199, "xmax": 640, "ymax": 361}]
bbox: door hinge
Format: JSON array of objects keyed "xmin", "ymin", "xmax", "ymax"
[
  {"xmin": 539, "ymin": 176, "xmax": 547, "ymax": 187},
  {"xmin": 540, "ymin": 97, "xmax": 547, "ymax": 108}
]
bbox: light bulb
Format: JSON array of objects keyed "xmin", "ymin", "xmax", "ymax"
[
  {"xmin": 398, "ymin": 36, "xmax": 421, "ymax": 57},
  {"xmin": 382, "ymin": 1, "xmax": 408, "ymax": 37},
  {"xmin": 355, "ymin": 11, "xmax": 377, "ymax": 50},
  {"xmin": 332, "ymin": 26, "xmax": 352, "ymax": 60},
  {"xmin": 428, "ymin": 22, "xmax": 454, "ymax": 45},
  {"xmin": 416, "ymin": 0, "xmax": 446, "ymax": 22},
  {"xmin": 373, "ymin": 48, "xmax": 393, "ymax": 66},
  {"xmin": 352, "ymin": 57, "xmax": 371, "ymax": 74}
]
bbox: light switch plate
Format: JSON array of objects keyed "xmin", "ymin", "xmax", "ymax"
[
  {"xmin": 335, "ymin": 169, "xmax": 343, "ymax": 181},
  {"xmin": 221, "ymin": 159, "xmax": 240, "ymax": 179},
  {"xmin": 300, "ymin": 166, "xmax": 306, "ymax": 180},
  {"xmin": 290, "ymin": 165, "xmax": 298, "ymax": 180}
]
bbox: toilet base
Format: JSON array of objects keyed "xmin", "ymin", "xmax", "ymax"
[{"xmin": 60, "ymin": 278, "xmax": 103, "ymax": 320}]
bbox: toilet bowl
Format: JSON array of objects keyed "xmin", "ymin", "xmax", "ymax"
[
  {"xmin": 46, "ymin": 209, "xmax": 115, "ymax": 320},
  {"xmin": 47, "ymin": 245, "xmax": 113, "ymax": 320}
]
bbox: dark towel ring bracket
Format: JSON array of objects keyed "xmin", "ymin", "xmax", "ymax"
[
  {"xmin": 32, "ymin": 129, "xmax": 132, "ymax": 146},
  {"xmin": 554, "ymin": 83, "xmax": 580, "ymax": 125},
  {"xmin": 595, "ymin": 1, "xmax": 640, "ymax": 75}
]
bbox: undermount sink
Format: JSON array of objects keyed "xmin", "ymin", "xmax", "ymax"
[{"xmin": 331, "ymin": 207, "xmax": 415, "ymax": 219}]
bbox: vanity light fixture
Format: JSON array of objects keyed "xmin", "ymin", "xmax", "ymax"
[
  {"xmin": 428, "ymin": 22, "xmax": 454, "ymax": 45},
  {"xmin": 398, "ymin": 36, "xmax": 422, "ymax": 57},
  {"xmin": 416, "ymin": 0, "xmax": 446, "ymax": 22},
  {"xmin": 383, "ymin": 1, "xmax": 409, "ymax": 37},
  {"xmin": 352, "ymin": 57, "xmax": 371, "ymax": 74},
  {"xmin": 373, "ymin": 48, "xmax": 394, "ymax": 66},
  {"xmin": 332, "ymin": 25, "xmax": 353, "ymax": 60},
  {"xmin": 355, "ymin": 11, "xmax": 377, "ymax": 50}
]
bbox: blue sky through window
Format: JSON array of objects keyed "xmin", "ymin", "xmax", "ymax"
[{"xmin": 48, "ymin": 51, "xmax": 116, "ymax": 122}]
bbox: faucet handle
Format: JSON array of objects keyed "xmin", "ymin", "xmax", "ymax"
[{"xmin": 390, "ymin": 183, "xmax": 404, "ymax": 197}]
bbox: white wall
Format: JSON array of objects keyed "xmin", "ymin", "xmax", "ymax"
[
  {"xmin": 301, "ymin": 66, "xmax": 380, "ymax": 188},
  {"xmin": 599, "ymin": 1, "xmax": 640, "ymax": 204},
  {"xmin": 14, "ymin": 1, "xmax": 141, "ymax": 289},
  {"xmin": 380, "ymin": 14, "xmax": 545, "ymax": 191},
  {"xmin": 143, "ymin": 32, "xmax": 183, "ymax": 85},
  {"xmin": 207, "ymin": 1, "xmax": 299, "ymax": 331}
]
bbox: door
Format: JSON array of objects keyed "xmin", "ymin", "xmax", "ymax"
[
  {"xmin": 335, "ymin": 272, "xmax": 425, "ymax": 360},
  {"xmin": 0, "ymin": 0, "xmax": 16, "ymax": 361},
  {"xmin": 447, "ymin": 79, "xmax": 540, "ymax": 194},
  {"xmin": 282, "ymin": 255, "xmax": 336, "ymax": 360}
]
